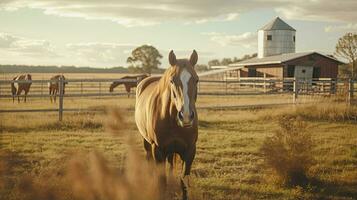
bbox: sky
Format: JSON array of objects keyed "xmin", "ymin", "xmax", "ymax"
[{"xmin": 0, "ymin": 0, "xmax": 356, "ymax": 68}]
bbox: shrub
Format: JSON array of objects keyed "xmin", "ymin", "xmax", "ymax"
[
  {"xmin": 294, "ymin": 103, "xmax": 357, "ymax": 122},
  {"xmin": 260, "ymin": 115, "xmax": 314, "ymax": 186}
]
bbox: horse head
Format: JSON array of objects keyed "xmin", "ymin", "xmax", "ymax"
[{"xmin": 167, "ymin": 50, "xmax": 199, "ymax": 128}]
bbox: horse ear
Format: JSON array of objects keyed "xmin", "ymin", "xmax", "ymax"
[
  {"xmin": 169, "ymin": 50, "xmax": 177, "ymax": 66},
  {"xmin": 190, "ymin": 50, "xmax": 198, "ymax": 66}
]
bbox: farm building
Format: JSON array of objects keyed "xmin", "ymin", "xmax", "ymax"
[{"xmin": 201, "ymin": 17, "xmax": 344, "ymax": 81}]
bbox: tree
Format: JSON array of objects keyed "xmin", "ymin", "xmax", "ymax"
[
  {"xmin": 335, "ymin": 32, "xmax": 357, "ymax": 78},
  {"xmin": 195, "ymin": 64, "xmax": 209, "ymax": 72},
  {"xmin": 127, "ymin": 45, "xmax": 163, "ymax": 74},
  {"xmin": 221, "ymin": 58, "xmax": 233, "ymax": 66},
  {"xmin": 208, "ymin": 59, "xmax": 220, "ymax": 68}
]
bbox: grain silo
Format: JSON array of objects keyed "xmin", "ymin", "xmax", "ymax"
[{"xmin": 257, "ymin": 17, "xmax": 296, "ymax": 58}]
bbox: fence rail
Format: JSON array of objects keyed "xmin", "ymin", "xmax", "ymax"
[{"xmin": 0, "ymin": 77, "xmax": 355, "ymax": 121}]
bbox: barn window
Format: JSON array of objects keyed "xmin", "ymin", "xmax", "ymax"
[
  {"xmin": 267, "ymin": 35, "xmax": 272, "ymax": 41},
  {"xmin": 302, "ymin": 69, "xmax": 306, "ymax": 74},
  {"xmin": 313, "ymin": 67, "xmax": 321, "ymax": 78},
  {"xmin": 293, "ymin": 36, "xmax": 295, "ymax": 42},
  {"xmin": 287, "ymin": 65, "xmax": 295, "ymax": 77},
  {"xmin": 248, "ymin": 68, "xmax": 257, "ymax": 77}
]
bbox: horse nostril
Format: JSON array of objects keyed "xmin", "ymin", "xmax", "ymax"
[
  {"xmin": 190, "ymin": 111, "xmax": 195, "ymax": 120},
  {"xmin": 178, "ymin": 111, "xmax": 184, "ymax": 121}
]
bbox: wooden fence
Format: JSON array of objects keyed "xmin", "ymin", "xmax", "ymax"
[{"xmin": 0, "ymin": 78, "xmax": 355, "ymax": 121}]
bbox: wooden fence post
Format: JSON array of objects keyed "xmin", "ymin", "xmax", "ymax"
[
  {"xmin": 225, "ymin": 80, "xmax": 228, "ymax": 95},
  {"xmin": 293, "ymin": 78, "xmax": 298, "ymax": 104},
  {"xmin": 99, "ymin": 82, "xmax": 101, "ymax": 94},
  {"xmin": 58, "ymin": 77, "xmax": 64, "ymax": 121},
  {"xmin": 349, "ymin": 78, "xmax": 354, "ymax": 105},
  {"xmin": 41, "ymin": 78, "xmax": 44, "ymax": 97},
  {"xmin": 263, "ymin": 73, "xmax": 267, "ymax": 93}
]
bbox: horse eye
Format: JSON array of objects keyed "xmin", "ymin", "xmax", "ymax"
[{"xmin": 170, "ymin": 79, "xmax": 174, "ymax": 84}]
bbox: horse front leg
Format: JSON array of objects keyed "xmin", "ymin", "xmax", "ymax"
[
  {"xmin": 24, "ymin": 91, "xmax": 28, "ymax": 103},
  {"xmin": 167, "ymin": 153, "xmax": 175, "ymax": 177},
  {"xmin": 54, "ymin": 89, "xmax": 58, "ymax": 103},
  {"xmin": 49, "ymin": 88, "xmax": 52, "ymax": 103},
  {"xmin": 17, "ymin": 92, "xmax": 20, "ymax": 103},
  {"xmin": 125, "ymin": 86, "xmax": 131, "ymax": 98},
  {"xmin": 181, "ymin": 146, "xmax": 196, "ymax": 200},
  {"xmin": 151, "ymin": 144, "xmax": 167, "ymax": 198}
]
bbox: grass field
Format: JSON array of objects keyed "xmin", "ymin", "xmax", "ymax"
[{"xmin": 1, "ymin": 93, "xmax": 357, "ymax": 200}]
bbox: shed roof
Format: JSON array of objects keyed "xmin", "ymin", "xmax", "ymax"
[
  {"xmin": 260, "ymin": 17, "xmax": 296, "ymax": 31},
  {"xmin": 229, "ymin": 52, "xmax": 344, "ymax": 67},
  {"xmin": 198, "ymin": 66, "xmax": 243, "ymax": 77}
]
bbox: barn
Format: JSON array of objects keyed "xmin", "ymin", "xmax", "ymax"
[
  {"xmin": 204, "ymin": 17, "xmax": 344, "ymax": 81},
  {"xmin": 229, "ymin": 51, "xmax": 343, "ymax": 80}
]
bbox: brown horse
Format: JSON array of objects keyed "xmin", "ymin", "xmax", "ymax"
[
  {"xmin": 109, "ymin": 74, "xmax": 148, "ymax": 97},
  {"xmin": 48, "ymin": 75, "xmax": 67, "ymax": 103},
  {"xmin": 135, "ymin": 50, "xmax": 199, "ymax": 200},
  {"xmin": 11, "ymin": 74, "xmax": 32, "ymax": 103}
]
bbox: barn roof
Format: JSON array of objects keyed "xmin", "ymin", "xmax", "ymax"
[
  {"xmin": 259, "ymin": 17, "xmax": 296, "ymax": 31},
  {"xmin": 229, "ymin": 52, "xmax": 345, "ymax": 67},
  {"xmin": 198, "ymin": 66, "xmax": 243, "ymax": 77}
]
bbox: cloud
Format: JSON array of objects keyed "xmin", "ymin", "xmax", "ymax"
[
  {"xmin": 275, "ymin": 0, "xmax": 357, "ymax": 23},
  {"xmin": 324, "ymin": 23, "xmax": 357, "ymax": 33},
  {"xmin": 0, "ymin": 0, "xmax": 355, "ymax": 27},
  {"xmin": 0, "ymin": 32, "xmax": 57, "ymax": 57},
  {"xmin": 66, "ymin": 43, "xmax": 137, "ymax": 65},
  {"xmin": 206, "ymin": 32, "xmax": 257, "ymax": 48}
]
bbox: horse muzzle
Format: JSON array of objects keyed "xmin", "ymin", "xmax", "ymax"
[{"xmin": 177, "ymin": 110, "xmax": 195, "ymax": 128}]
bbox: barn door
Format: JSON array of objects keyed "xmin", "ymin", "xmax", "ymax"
[
  {"xmin": 295, "ymin": 66, "xmax": 313, "ymax": 91},
  {"xmin": 294, "ymin": 66, "xmax": 313, "ymax": 80}
]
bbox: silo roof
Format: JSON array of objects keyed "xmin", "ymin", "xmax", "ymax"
[{"xmin": 259, "ymin": 17, "xmax": 296, "ymax": 31}]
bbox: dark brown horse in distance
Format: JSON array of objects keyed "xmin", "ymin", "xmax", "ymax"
[
  {"xmin": 11, "ymin": 74, "xmax": 32, "ymax": 103},
  {"xmin": 135, "ymin": 50, "xmax": 199, "ymax": 200},
  {"xmin": 48, "ymin": 75, "xmax": 67, "ymax": 103},
  {"xmin": 109, "ymin": 74, "xmax": 148, "ymax": 97}
]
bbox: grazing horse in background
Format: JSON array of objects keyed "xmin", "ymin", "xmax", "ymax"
[
  {"xmin": 109, "ymin": 74, "xmax": 148, "ymax": 97},
  {"xmin": 11, "ymin": 74, "xmax": 32, "ymax": 103},
  {"xmin": 48, "ymin": 75, "xmax": 67, "ymax": 103},
  {"xmin": 135, "ymin": 50, "xmax": 199, "ymax": 200}
]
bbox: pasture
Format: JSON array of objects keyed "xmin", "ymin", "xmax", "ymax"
[{"xmin": 1, "ymin": 90, "xmax": 357, "ymax": 199}]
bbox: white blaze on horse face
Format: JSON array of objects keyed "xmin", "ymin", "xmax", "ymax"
[{"xmin": 180, "ymin": 68, "xmax": 192, "ymax": 116}]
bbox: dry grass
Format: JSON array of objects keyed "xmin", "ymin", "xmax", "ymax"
[
  {"xmin": 0, "ymin": 109, "xmax": 180, "ymax": 200},
  {"xmin": 260, "ymin": 115, "xmax": 314, "ymax": 186},
  {"xmin": 1, "ymin": 97, "xmax": 357, "ymax": 200}
]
